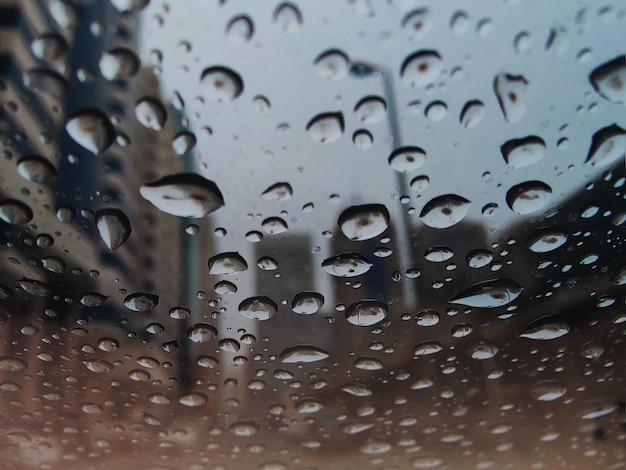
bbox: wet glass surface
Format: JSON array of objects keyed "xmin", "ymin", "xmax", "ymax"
[{"xmin": 0, "ymin": 0, "xmax": 625, "ymax": 468}]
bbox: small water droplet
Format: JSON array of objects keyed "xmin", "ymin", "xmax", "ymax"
[
  {"xmin": 494, "ymin": 73, "xmax": 529, "ymax": 123},
  {"xmin": 280, "ymin": 345, "xmax": 329, "ymax": 363},
  {"xmin": 65, "ymin": 109, "xmax": 113, "ymax": 155},
  {"xmin": 95, "ymin": 208, "xmax": 131, "ymax": 251},
  {"xmin": 338, "ymin": 204, "xmax": 389, "ymax": 241},
  {"xmin": 314, "ymin": 49, "xmax": 350, "ymax": 80},
  {"xmin": 450, "ymin": 11, "xmax": 470, "ymax": 34},
  {"xmin": 208, "ymin": 252, "xmax": 248, "ymax": 275},
  {"xmin": 140, "ymin": 173, "xmax": 224, "ymax": 218},
  {"xmin": 353, "ymin": 129, "xmax": 373, "ymax": 150},
  {"xmin": 526, "ymin": 228, "xmax": 568, "ymax": 253},
  {"xmin": 520, "ymin": 316, "xmax": 569, "ymax": 340},
  {"xmin": 400, "ymin": 50, "xmax": 443, "ymax": 87},
  {"xmin": 345, "ymin": 300, "xmax": 388, "ymax": 326},
  {"xmin": 589, "ymin": 55, "xmax": 625, "ymax": 104},
  {"xmin": 501, "ymin": 136, "xmax": 546, "ymax": 169},
  {"xmin": 450, "ymin": 279, "xmax": 523, "ymax": 308},
  {"xmin": 459, "ymin": 100, "xmax": 485, "ymax": 128},
  {"xmin": 420, "ymin": 194, "xmax": 470, "ymax": 229},
  {"xmin": 306, "ymin": 112, "xmax": 344, "ymax": 143},
  {"xmin": 506, "ymin": 181, "xmax": 552, "ymax": 215},
  {"xmin": 200, "ymin": 66, "xmax": 243, "ymax": 102},
  {"xmin": 584, "ymin": 124, "xmax": 625, "ymax": 167},
  {"xmin": 123, "ymin": 293, "xmax": 159, "ymax": 312},
  {"xmin": 239, "ymin": 297, "xmax": 278, "ymax": 320}
]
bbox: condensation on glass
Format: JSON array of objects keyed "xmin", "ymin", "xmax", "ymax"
[{"xmin": 0, "ymin": 0, "xmax": 625, "ymax": 469}]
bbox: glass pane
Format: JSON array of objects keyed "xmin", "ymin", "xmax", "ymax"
[{"xmin": 0, "ymin": 0, "xmax": 625, "ymax": 468}]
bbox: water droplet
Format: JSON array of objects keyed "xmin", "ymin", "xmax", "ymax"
[
  {"xmin": 0, "ymin": 356, "xmax": 27, "ymax": 372},
  {"xmin": 579, "ymin": 401, "xmax": 617, "ymax": 420},
  {"xmin": 291, "ymin": 292, "xmax": 324, "ymax": 314},
  {"xmin": 97, "ymin": 338, "xmax": 118, "ymax": 352},
  {"xmin": 80, "ymin": 292, "xmax": 108, "ymax": 307},
  {"xmin": 345, "ymin": 300, "xmax": 388, "ymax": 326},
  {"xmin": 584, "ymin": 124, "xmax": 625, "ymax": 167},
  {"xmin": 280, "ymin": 345, "xmax": 329, "ymax": 363},
  {"xmin": 506, "ymin": 181, "xmax": 552, "ymax": 215},
  {"xmin": 219, "ymin": 338, "xmax": 240, "ymax": 353},
  {"xmin": 501, "ymin": 136, "xmax": 546, "ymax": 169},
  {"xmin": 65, "ymin": 109, "xmax": 113, "ymax": 155},
  {"xmin": 352, "ymin": 129, "xmax": 373, "ymax": 150},
  {"xmin": 23, "ymin": 69, "xmax": 69, "ymax": 99},
  {"xmin": 589, "ymin": 55, "xmax": 625, "ymax": 104},
  {"xmin": 450, "ymin": 10, "xmax": 470, "ymax": 34},
  {"xmin": 178, "ymin": 392, "xmax": 208, "ymax": 407},
  {"xmin": 494, "ymin": 73, "xmax": 529, "ymax": 123},
  {"xmin": 466, "ymin": 341, "xmax": 499, "ymax": 360},
  {"xmin": 167, "ymin": 306, "xmax": 190, "ymax": 320},
  {"xmin": 416, "ymin": 310, "xmax": 440, "ymax": 326},
  {"xmin": 520, "ymin": 316, "xmax": 569, "ymax": 340},
  {"xmin": 450, "ymin": 279, "xmax": 523, "ymax": 308},
  {"xmin": 99, "ymin": 48, "xmax": 140, "ymax": 81},
  {"xmin": 83, "ymin": 359, "xmax": 113, "ymax": 373},
  {"xmin": 172, "ymin": 131, "xmax": 197, "ymax": 156},
  {"xmin": 424, "ymin": 246, "xmax": 453, "ymax": 263},
  {"xmin": 31, "ymin": 33, "xmax": 68, "ymax": 62},
  {"xmin": 314, "ymin": 49, "xmax": 350, "ymax": 80},
  {"xmin": 402, "ymin": 8, "xmax": 433, "ymax": 39},
  {"xmin": 18, "ymin": 278, "xmax": 51, "ymax": 296},
  {"xmin": 611, "ymin": 265, "xmax": 626, "ymax": 286},
  {"xmin": 459, "ymin": 100, "xmax": 485, "ymax": 128},
  {"xmin": 229, "ymin": 421, "xmax": 259, "ymax": 436},
  {"xmin": 388, "ymin": 146, "xmax": 427, "ymax": 172},
  {"xmin": 306, "ymin": 112, "xmax": 344, "ymax": 143},
  {"xmin": 187, "ymin": 323, "xmax": 218, "ymax": 343},
  {"xmin": 208, "ymin": 252, "xmax": 248, "ymax": 275},
  {"xmin": 226, "ymin": 15, "xmax": 254, "ymax": 43},
  {"xmin": 16, "ymin": 155, "xmax": 57, "ymax": 183},
  {"xmin": 420, "ymin": 194, "xmax": 470, "ymax": 229},
  {"xmin": 530, "ymin": 381, "xmax": 567, "ymax": 401},
  {"xmin": 342, "ymin": 383, "xmax": 372, "ymax": 396},
  {"xmin": 140, "ymin": 173, "xmax": 224, "ymax": 218},
  {"xmin": 197, "ymin": 355, "xmax": 219, "ymax": 368},
  {"xmin": 338, "ymin": 204, "xmax": 389, "ymax": 241},
  {"xmin": 95, "ymin": 208, "xmax": 131, "ymax": 251},
  {"xmin": 451, "ymin": 323, "xmax": 473, "ymax": 338},
  {"xmin": 545, "ymin": 26, "xmax": 569, "ymax": 57},
  {"xmin": 273, "ymin": 2, "xmax": 302, "ymax": 33},
  {"xmin": 41, "ymin": 256, "xmax": 64, "ymax": 273},
  {"xmin": 0, "ymin": 200, "xmax": 33, "ymax": 225},
  {"xmin": 526, "ymin": 228, "xmax": 568, "ymax": 253},
  {"xmin": 466, "ymin": 249, "xmax": 493, "ymax": 268},
  {"xmin": 513, "ymin": 31, "xmax": 531, "ymax": 54},
  {"xmin": 409, "ymin": 175, "xmax": 429, "ymax": 192},
  {"xmin": 341, "ymin": 422, "xmax": 374, "ymax": 434},
  {"xmin": 413, "ymin": 341, "xmax": 443, "ymax": 356},
  {"xmin": 200, "ymin": 66, "xmax": 243, "ymax": 102},
  {"xmin": 123, "ymin": 293, "xmax": 159, "ymax": 312},
  {"xmin": 134, "ymin": 97, "xmax": 167, "ymax": 131},
  {"xmin": 296, "ymin": 398, "xmax": 324, "ymax": 413},
  {"xmin": 580, "ymin": 341, "xmax": 604, "ymax": 360},
  {"xmin": 354, "ymin": 96, "xmax": 387, "ymax": 123},
  {"xmin": 239, "ymin": 297, "xmax": 278, "ymax": 320},
  {"xmin": 425, "ymin": 101, "xmax": 447, "ymax": 121},
  {"xmin": 322, "ymin": 253, "xmax": 372, "ymax": 277},
  {"xmin": 49, "ymin": 0, "xmax": 81, "ymax": 28},
  {"xmin": 400, "ymin": 50, "xmax": 443, "ymax": 87},
  {"xmin": 262, "ymin": 217, "xmax": 288, "ymax": 234},
  {"xmin": 214, "ymin": 280, "xmax": 237, "ymax": 295},
  {"xmin": 354, "ymin": 357, "xmax": 383, "ymax": 370},
  {"xmin": 109, "ymin": 0, "xmax": 149, "ymax": 12}
]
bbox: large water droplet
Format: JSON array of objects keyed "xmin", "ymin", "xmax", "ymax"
[
  {"xmin": 280, "ymin": 345, "xmax": 329, "ymax": 363},
  {"xmin": 526, "ymin": 228, "xmax": 568, "ymax": 253},
  {"xmin": 178, "ymin": 392, "xmax": 208, "ymax": 407},
  {"xmin": 450, "ymin": 279, "xmax": 523, "ymax": 308},
  {"xmin": 292, "ymin": 292, "xmax": 324, "ymax": 314},
  {"xmin": 239, "ymin": 296, "xmax": 278, "ymax": 320},
  {"xmin": 306, "ymin": 112, "xmax": 344, "ymax": 143},
  {"xmin": 123, "ymin": 293, "xmax": 159, "ymax": 312},
  {"xmin": 425, "ymin": 101, "xmax": 447, "ymax": 121},
  {"xmin": 501, "ymin": 136, "xmax": 546, "ymax": 169},
  {"xmin": 261, "ymin": 182, "xmax": 293, "ymax": 201},
  {"xmin": 322, "ymin": 253, "xmax": 373, "ymax": 277},
  {"xmin": 23, "ymin": 69, "xmax": 69, "ymax": 99},
  {"xmin": 466, "ymin": 249, "xmax": 493, "ymax": 268},
  {"xmin": 95, "ymin": 209, "xmax": 131, "ymax": 251},
  {"xmin": 17, "ymin": 155, "xmax": 57, "ymax": 183},
  {"xmin": 172, "ymin": 131, "xmax": 197, "ymax": 156},
  {"xmin": 579, "ymin": 401, "xmax": 617, "ymax": 420},
  {"xmin": 584, "ymin": 124, "xmax": 625, "ymax": 167},
  {"xmin": 31, "ymin": 33, "xmax": 68, "ymax": 62},
  {"xmin": 135, "ymin": 97, "xmax": 167, "ymax": 131},
  {"xmin": 420, "ymin": 195, "xmax": 470, "ymax": 228},
  {"xmin": 140, "ymin": 173, "xmax": 224, "ymax": 218},
  {"xmin": 314, "ymin": 49, "xmax": 350, "ymax": 81},
  {"xmin": 49, "ymin": 0, "xmax": 81, "ymax": 28},
  {"xmin": 273, "ymin": 2, "xmax": 302, "ymax": 33},
  {"xmin": 354, "ymin": 96, "xmax": 387, "ymax": 123},
  {"xmin": 413, "ymin": 341, "xmax": 443, "ymax": 356},
  {"xmin": 520, "ymin": 316, "xmax": 569, "ymax": 340},
  {"xmin": 262, "ymin": 217, "xmax": 289, "ymax": 234},
  {"xmin": 18, "ymin": 278, "xmax": 51, "ymax": 296},
  {"xmin": 466, "ymin": 341, "xmax": 499, "ymax": 360},
  {"xmin": 296, "ymin": 398, "xmax": 324, "ymax": 413},
  {"xmin": 459, "ymin": 100, "xmax": 485, "ymax": 128},
  {"xmin": 338, "ymin": 204, "xmax": 389, "ymax": 241},
  {"xmin": 494, "ymin": 73, "xmax": 529, "ymax": 123},
  {"xmin": 0, "ymin": 356, "xmax": 27, "ymax": 372},
  {"xmin": 388, "ymin": 146, "xmax": 427, "ymax": 172},
  {"xmin": 424, "ymin": 246, "xmax": 453, "ymax": 263},
  {"xmin": 187, "ymin": 323, "xmax": 218, "ymax": 343},
  {"xmin": 345, "ymin": 300, "xmax": 388, "ymax": 326},
  {"xmin": 401, "ymin": 50, "xmax": 443, "ymax": 87},
  {"xmin": 80, "ymin": 292, "xmax": 108, "ymax": 307},
  {"xmin": 589, "ymin": 55, "xmax": 625, "ymax": 104},
  {"xmin": 506, "ymin": 181, "xmax": 552, "ymax": 215},
  {"xmin": 611, "ymin": 265, "xmax": 626, "ymax": 286},
  {"xmin": 402, "ymin": 8, "xmax": 433, "ymax": 39},
  {"xmin": 65, "ymin": 109, "xmax": 113, "ymax": 155},
  {"xmin": 226, "ymin": 15, "xmax": 254, "ymax": 43},
  {"xmin": 228, "ymin": 421, "xmax": 259, "ymax": 436},
  {"xmin": 201, "ymin": 66, "xmax": 243, "ymax": 102},
  {"xmin": 0, "ymin": 200, "xmax": 33, "ymax": 225},
  {"xmin": 83, "ymin": 359, "xmax": 113, "ymax": 373},
  {"xmin": 342, "ymin": 383, "xmax": 372, "ymax": 396},
  {"xmin": 99, "ymin": 48, "xmax": 140, "ymax": 81},
  {"xmin": 530, "ymin": 381, "xmax": 567, "ymax": 401},
  {"xmin": 354, "ymin": 357, "xmax": 383, "ymax": 370},
  {"xmin": 208, "ymin": 252, "xmax": 248, "ymax": 275}
]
